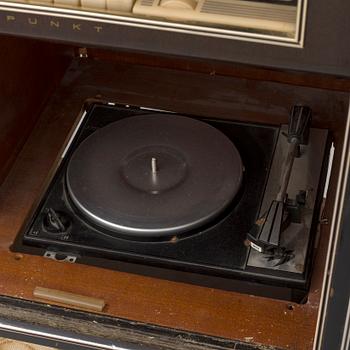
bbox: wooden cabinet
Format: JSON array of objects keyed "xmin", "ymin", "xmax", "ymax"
[{"xmin": 0, "ymin": 3, "xmax": 349, "ymax": 348}]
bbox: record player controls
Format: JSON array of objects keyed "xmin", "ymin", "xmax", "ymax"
[
  {"xmin": 160, "ymin": 0, "xmax": 197, "ymax": 10},
  {"xmin": 43, "ymin": 208, "xmax": 71, "ymax": 236},
  {"xmin": 247, "ymin": 105, "xmax": 312, "ymax": 265}
]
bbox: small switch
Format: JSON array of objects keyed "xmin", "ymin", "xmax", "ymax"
[
  {"xmin": 160, "ymin": 0, "xmax": 197, "ymax": 10},
  {"xmin": 107, "ymin": 0, "xmax": 134, "ymax": 12},
  {"xmin": 81, "ymin": 0, "xmax": 106, "ymax": 9}
]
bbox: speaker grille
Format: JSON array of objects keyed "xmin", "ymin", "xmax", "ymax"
[{"xmin": 200, "ymin": 0, "xmax": 295, "ymax": 23}]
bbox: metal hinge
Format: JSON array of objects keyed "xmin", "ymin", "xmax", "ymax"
[{"xmin": 78, "ymin": 47, "xmax": 88, "ymax": 58}]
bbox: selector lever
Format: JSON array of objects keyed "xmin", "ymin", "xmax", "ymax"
[{"xmin": 247, "ymin": 105, "xmax": 312, "ymax": 265}]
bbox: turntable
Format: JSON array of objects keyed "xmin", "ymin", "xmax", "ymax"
[{"xmin": 13, "ymin": 102, "xmax": 329, "ymax": 302}]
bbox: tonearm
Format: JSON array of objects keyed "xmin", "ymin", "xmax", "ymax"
[{"xmin": 247, "ymin": 105, "xmax": 312, "ymax": 265}]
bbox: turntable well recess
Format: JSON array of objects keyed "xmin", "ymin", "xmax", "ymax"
[
  {"xmin": 0, "ymin": 36, "xmax": 349, "ymax": 350},
  {"xmin": 65, "ymin": 113, "xmax": 243, "ymax": 237}
]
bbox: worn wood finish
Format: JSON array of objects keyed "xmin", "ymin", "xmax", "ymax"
[
  {"xmin": 0, "ymin": 35, "xmax": 72, "ymax": 186},
  {"xmin": 0, "ymin": 296, "xmax": 278, "ymax": 350},
  {"xmin": 87, "ymin": 49, "xmax": 350, "ymax": 92},
  {"xmin": 65, "ymin": 59, "xmax": 348, "ymax": 132},
  {"xmin": 0, "ymin": 58, "xmax": 348, "ymax": 350}
]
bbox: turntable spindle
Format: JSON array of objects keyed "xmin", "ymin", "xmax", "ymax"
[{"xmin": 151, "ymin": 157, "xmax": 158, "ymax": 174}]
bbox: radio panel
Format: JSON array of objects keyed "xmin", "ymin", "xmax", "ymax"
[
  {"xmin": 0, "ymin": 0, "xmax": 305, "ymax": 45},
  {"xmin": 133, "ymin": 0, "xmax": 297, "ymax": 34}
]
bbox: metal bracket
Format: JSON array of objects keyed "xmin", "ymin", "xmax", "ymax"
[{"xmin": 44, "ymin": 251, "xmax": 77, "ymax": 263}]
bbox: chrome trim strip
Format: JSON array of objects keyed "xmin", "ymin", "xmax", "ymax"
[
  {"xmin": 314, "ymin": 98, "xmax": 350, "ymax": 349},
  {"xmin": 61, "ymin": 110, "xmax": 87, "ymax": 159},
  {"xmin": 0, "ymin": 0, "xmax": 305, "ymax": 47},
  {"xmin": 139, "ymin": 106, "xmax": 173, "ymax": 113},
  {"xmin": 0, "ymin": 318, "xmax": 146, "ymax": 350},
  {"xmin": 341, "ymin": 296, "xmax": 350, "ymax": 350},
  {"xmin": 298, "ymin": 0, "xmax": 307, "ymax": 47}
]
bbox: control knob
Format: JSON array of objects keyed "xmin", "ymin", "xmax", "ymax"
[{"xmin": 43, "ymin": 208, "xmax": 71, "ymax": 236}]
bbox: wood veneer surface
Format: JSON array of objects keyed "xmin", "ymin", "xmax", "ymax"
[
  {"xmin": 0, "ymin": 36, "xmax": 71, "ymax": 186},
  {"xmin": 0, "ymin": 58, "xmax": 348, "ymax": 350},
  {"xmin": 87, "ymin": 49, "xmax": 350, "ymax": 92}
]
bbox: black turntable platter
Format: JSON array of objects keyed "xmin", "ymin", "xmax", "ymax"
[{"xmin": 66, "ymin": 114, "xmax": 243, "ymax": 238}]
